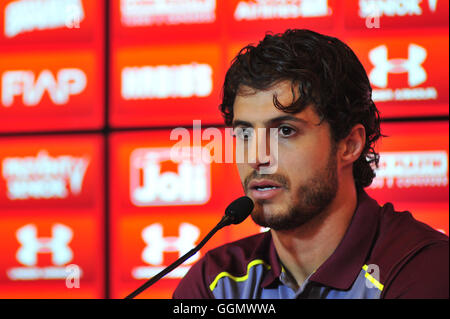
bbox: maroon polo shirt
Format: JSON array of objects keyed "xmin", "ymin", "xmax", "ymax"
[{"xmin": 173, "ymin": 191, "xmax": 449, "ymax": 299}]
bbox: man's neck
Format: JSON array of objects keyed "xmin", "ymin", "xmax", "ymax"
[{"xmin": 271, "ymin": 184, "xmax": 358, "ymax": 289}]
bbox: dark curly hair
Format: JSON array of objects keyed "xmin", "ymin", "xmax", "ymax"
[{"xmin": 220, "ymin": 29, "xmax": 382, "ymax": 189}]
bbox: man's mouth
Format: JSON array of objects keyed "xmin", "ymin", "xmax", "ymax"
[
  {"xmin": 254, "ymin": 186, "xmax": 279, "ymax": 191},
  {"xmin": 247, "ymin": 179, "xmax": 284, "ymax": 200},
  {"xmin": 248, "ymin": 179, "xmax": 282, "ymax": 189}
]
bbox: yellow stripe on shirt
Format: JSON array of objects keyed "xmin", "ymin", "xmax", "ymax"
[{"xmin": 209, "ymin": 259, "xmax": 271, "ymax": 292}]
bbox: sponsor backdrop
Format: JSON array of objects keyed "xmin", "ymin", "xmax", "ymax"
[{"xmin": 0, "ymin": 0, "xmax": 448, "ymax": 298}]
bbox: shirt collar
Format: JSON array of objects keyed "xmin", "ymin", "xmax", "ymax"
[
  {"xmin": 261, "ymin": 233, "xmax": 283, "ymax": 288},
  {"xmin": 309, "ymin": 190, "xmax": 380, "ymax": 289},
  {"xmin": 261, "ymin": 190, "xmax": 381, "ymax": 290}
]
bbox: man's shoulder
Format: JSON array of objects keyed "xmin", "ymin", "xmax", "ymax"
[
  {"xmin": 375, "ymin": 202, "xmax": 448, "ymax": 248},
  {"xmin": 369, "ymin": 201, "xmax": 448, "ymax": 297}
]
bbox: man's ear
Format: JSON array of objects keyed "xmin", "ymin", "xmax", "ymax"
[{"xmin": 337, "ymin": 124, "xmax": 366, "ymax": 168}]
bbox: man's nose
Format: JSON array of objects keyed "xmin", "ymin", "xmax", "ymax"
[{"xmin": 247, "ymin": 128, "xmax": 278, "ymax": 174}]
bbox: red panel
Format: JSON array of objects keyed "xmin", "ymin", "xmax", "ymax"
[
  {"xmin": 0, "ymin": 50, "xmax": 103, "ymax": 132},
  {"xmin": 0, "ymin": 216, "xmax": 104, "ymax": 298},
  {"xmin": 366, "ymin": 121, "xmax": 449, "ymax": 203},
  {"xmin": 0, "ymin": 135, "xmax": 104, "ymax": 298},
  {"xmin": 0, "ymin": 0, "xmax": 101, "ymax": 45},
  {"xmin": 0, "ymin": 135, "xmax": 104, "ymax": 211},
  {"xmin": 348, "ymin": 36, "xmax": 449, "ymax": 117},
  {"xmin": 110, "ymin": 44, "xmax": 224, "ymax": 127},
  {"xmin": 110, "ymin": 129, "xmax": 244, "ymax": 213},
  {"xmin": 111, "ymin": 0, "xmax": 222, "ymax": 43},
  {"xmin": 0, "ymin": 0, "xmax": 104, "ymax": 133},
  {"xmin": 344, "ymin": 0, "xmax": 449, "ymax": 30}
]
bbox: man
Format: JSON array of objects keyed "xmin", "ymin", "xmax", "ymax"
[{"xmin": 173, "ymin": 29, "xmax": 449, "ymax": 299}]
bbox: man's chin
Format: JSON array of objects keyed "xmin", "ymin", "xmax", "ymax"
[
  {"xmin": 250, "ymin": 203, "xmax": 292, "ymax": 230},
  {"xmin": 250, "ymin": 201, "xmax": 327, "ymax": 231}
]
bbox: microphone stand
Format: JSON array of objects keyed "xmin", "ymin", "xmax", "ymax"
[{"xmin": 125, "ymin": 215, "xmax": 231, "ymax": 299}]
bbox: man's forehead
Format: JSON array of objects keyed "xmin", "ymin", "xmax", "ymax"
[
  {"xmin": 233, "ymin": 81, "xmax": 319, "ymax": 127},
  {"xmin": 236, "ymin": 80, "xmax": 298, "ymax": 99}
]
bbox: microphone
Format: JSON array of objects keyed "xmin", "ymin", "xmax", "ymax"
[
  {"xmin": 222, "ymin": 195, "xmax": 254, "ymax": 225},
  {"xmin": 125, "ymin": 196, "xmax": 254, "ymax": 299}
]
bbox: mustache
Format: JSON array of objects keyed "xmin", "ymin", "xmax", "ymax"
[{"xmin": 244, "ymin": 170, "xmax": 290, "ymax": 191}]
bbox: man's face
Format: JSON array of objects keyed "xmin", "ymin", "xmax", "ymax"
[{"xmin": 232, "ymin": 81, "xmax": 339, "ymax": 230}]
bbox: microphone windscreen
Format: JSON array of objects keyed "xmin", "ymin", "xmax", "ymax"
[{"xmin": 225, "ymin": 196, "xmax": 254, "ymax": 225}]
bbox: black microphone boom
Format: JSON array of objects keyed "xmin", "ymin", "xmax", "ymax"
[{"xmin": 125, "ymin": 196, "xmax": 254, "ymax": 299}]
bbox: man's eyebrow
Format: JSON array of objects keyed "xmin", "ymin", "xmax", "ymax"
[
  {"xmin": 264, "ymin": 115, "xmax": 307, "ymax": 126},
  {"xmin": 232, "ymin": 115, "xmax": 307, "ymax": 128},
  {"xmin": 231, "ymin": 119, "xmax": 253, "ymax": 128}
]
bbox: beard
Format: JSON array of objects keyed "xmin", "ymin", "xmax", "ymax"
[{"xmin": 244, "ymin": 145, "xmax": 339, "ymax": 231}]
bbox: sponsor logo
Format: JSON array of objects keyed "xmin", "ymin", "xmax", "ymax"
[
  {"xmin": 370, "ymin": 151, "xmax": 449, "ymax": 189},
  {"xmin": 120, "ymin": 0, "xmax": 216, "ymax": 26},
  {"xmin": 121, "ymin": 63, "xmax": 212, "ymax": 100},
  {"xmin": 132, "ymin": 222, "xmax": 200, "ymax": 279},
  {"xmin": 359, "ymin": 0, "xmax": 438, "ymax": 18},
  {"xmin": 1, "ymin": 68, "xmax": 87, "ymax": 107},
  {"xmin": 129, "ymin": 147, "xmax": 211, "ymax": 206},
  {"xmin": 7, "ymin": 223, "xmax": 83, "ymax": 280},
  {"xmin": 370, "ymin": 44, "xmax": 427, "ymax": 87},
  {"xmin": 234, "ymin": 0, "xmax": 331, "ymax": 21},
  {"xmin": 368, "ymin": 44, "xmax": 438, "ymax": 102},
  {"xmin": 16, "ymin": 224, "xmax": 73, "ymax": 266},
  {"xmin": 4, "ymin": 0, "xmax": 85, "ymax": 38},
  {"xmin": 2, "ymin": 150, "xmax": 90, "ymax": 200}
]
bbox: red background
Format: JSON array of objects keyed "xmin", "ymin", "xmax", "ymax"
[{"xmin": 0, "ymin": 0, "xmax": 448, "ymax": 298}]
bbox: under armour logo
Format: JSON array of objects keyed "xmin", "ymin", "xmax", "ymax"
[
  {"xmin": 16, "ymin": 224, "xmax": 73, "ymax": 266},
  {"xmin": 369, "ymin": 44, "xmax": 427, "ymax": 88},
  {"xmin": 141, "ymin": 223, "xmax": 200, "ymax": 266}
]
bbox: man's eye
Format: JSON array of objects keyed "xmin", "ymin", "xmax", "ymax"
[
  {"xmin": 234, "ymin": 127, "xmax": 254, "ymax": 140},
  {"xmin": 278, "ymin": 126, "xmax": 296, "ymax": 137}
]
